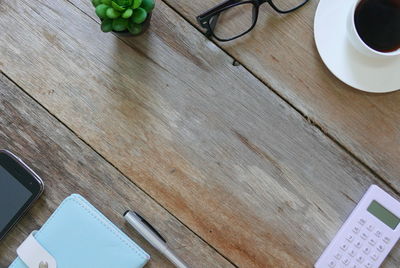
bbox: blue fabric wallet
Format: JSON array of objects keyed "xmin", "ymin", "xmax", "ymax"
[{"xmin": 9, "ymin": 194, "xmax": 150, "ymax": 268}]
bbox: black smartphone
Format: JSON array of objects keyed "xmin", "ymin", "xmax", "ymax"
[{"xmin": 0, "ymin": 150, "xmax": 44, "ymax": 240}]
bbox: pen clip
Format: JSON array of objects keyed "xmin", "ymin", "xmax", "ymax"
[{"xmin": 133, "ymin": 212, "xmax": 167, "ymax": 243}]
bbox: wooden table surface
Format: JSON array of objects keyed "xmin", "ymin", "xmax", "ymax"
[{"xmin": 0, "ymin": 0, "xmax": 399, "ymax": 267}]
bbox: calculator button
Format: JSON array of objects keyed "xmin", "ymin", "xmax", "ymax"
[
  {"xmin": 359, "ymin": 219, "xmax": 366, "ymax": 226},
  {"xmin": 342, "ymin": 258, "xmax": 351, "ymax": 265},
  {"xmin": 361, "ymin": 233, "xmax": 369, "ymax": 240},
  {"xmin": 362, "ymin": 247, "xmax": 371, "ymax": 255},
  {"xmin": 366, "ymin": 224, "xmax": 374, "ymax": 232},
  {"xmin": 354, "ymin": 241, "xmax": 363, "ymax": 248},
  {"xmin": 341, "ymin": 243, "xmax": 349, "ymax": 251},
  {"xmin": 348, "ymin": 248, "xmax": 357, "ymax": 257},
  {"xmin": 377, "ymin": 244, "xmax": 385, "ymax": 252},
  {"xmin": 364, "ymin": 262, "xmax": 373, "ymax": 268},
  {"xmin": 346, "ymin": 234, "xmax": 355, "ymax": 242},
  {"xmin": 371, "ymin": 252, "xmax": 379, "ymax": 261},
  {"xmin": 374, "ymin": 230, "xmax": 382, "ymax": 238},
  {"xmin": 353, "ymin": 227, "xmax": 361, "ymax": 234},
  {"xmin": 328, "ymin": 260, "xmax": 336, "ymax": 267},
  {"xmin": 356, "ymin": 255, "xmax": 365, "ymax": 263},
  {"xmin": 383, "ymin": 237, "xmax": 391, "ymax": 244},
  {"xmin": 368, "ymin": 238, "xmax": 376, "ymax": 246},
  {"xmin": 334, "ymin": 252, "xmax": 342, "ymax": 260}
]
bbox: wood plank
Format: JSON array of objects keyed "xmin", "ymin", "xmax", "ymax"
[
  {"xmin": 0, "ymin": 74, "xmax": 233, "ymax": 267},
  {"xmin": 159, "ymin": 0, "xmax": 400, "ymax": 191},
  {"xmin": 1, "ymin": 0, "xmax": 400, "ymax": 266}
]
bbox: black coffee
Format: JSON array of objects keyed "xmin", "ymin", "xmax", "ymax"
[{"xmin": 354, "ymin": 0, "xmax": 400, "ymax": 52}]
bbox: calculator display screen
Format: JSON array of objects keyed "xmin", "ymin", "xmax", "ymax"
[{"xmin": 367, "ymin": 200, "xmax": 400, "ymax": 230}]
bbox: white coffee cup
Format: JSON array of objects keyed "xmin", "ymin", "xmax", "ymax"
[{"xmin": 347, "ymin": 0, "xmax": 400, "ymax": 57}]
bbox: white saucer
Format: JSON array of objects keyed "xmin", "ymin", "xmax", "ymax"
[{"xmin": 314, "ymin": 0, "xmax": 400, "ymax": 93}]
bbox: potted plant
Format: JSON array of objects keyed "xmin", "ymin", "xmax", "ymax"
[{"xmin": 92, "ymin": 0, "xmax": 155, "ymax": 35}]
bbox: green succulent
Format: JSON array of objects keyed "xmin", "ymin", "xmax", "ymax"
[
  {"xmin": 92, "ymin": 0, "xmax": 155, "ymax": 35},
  {"xmin": 140, "ymin": 0, "xmax": 155, "ymax": 12}
]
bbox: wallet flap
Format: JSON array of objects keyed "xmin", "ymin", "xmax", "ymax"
[{"xmin": 17, "ymin": 231, "xmax": 57, "ymax": 268}]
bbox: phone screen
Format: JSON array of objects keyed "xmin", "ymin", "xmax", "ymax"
[
  {"xmin": 0, "ymin": 165, "xmax": 33, "ymax": 231},
  {"xmin": 0, "ymin": 151, "xmax": 43, "ymax": 240}
]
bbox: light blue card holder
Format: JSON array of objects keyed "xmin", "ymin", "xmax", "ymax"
[{"xmin": 9, "ymin": 194, "xmax": 150, "ymax": 268}]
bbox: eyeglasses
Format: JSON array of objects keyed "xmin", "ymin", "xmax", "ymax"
[{"xmin": 197, "ymin": 0, "xmax": 310, "ymax": 42}]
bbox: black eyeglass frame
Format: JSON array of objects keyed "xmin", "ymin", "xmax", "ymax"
[{"xmin": 197, "ymin": 0, "xmax": 310, "ymax": 42}]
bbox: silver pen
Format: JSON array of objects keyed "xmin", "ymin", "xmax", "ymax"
[{"xmin": 124, "ymin": 211, "xmax": 190, "ymax": 268}]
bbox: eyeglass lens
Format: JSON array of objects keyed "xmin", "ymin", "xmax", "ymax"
[{"xmin": 211, "ymin": 3, "xmax": 255, "ymax": 40}]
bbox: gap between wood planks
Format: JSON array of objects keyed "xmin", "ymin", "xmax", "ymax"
[{"xmin": 0, "ymin": 70, "xmax": 238, "ymax": 268}]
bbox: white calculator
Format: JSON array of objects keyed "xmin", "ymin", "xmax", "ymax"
[{"xmin": 315, "ymin": 185, "xmax": 400, "ymax": 268}]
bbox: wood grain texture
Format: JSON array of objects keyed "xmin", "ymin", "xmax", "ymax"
[
  {"xmin": 0, "ymin": 74, "xmax": 233, "ymax": 267},
  {"xmin": 0, "ymin": 0, "xmax": 399, "ymax": 267},
  {"xmin": 161, "ymin": 0, "xmax": 400, "ymax": 192}
]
